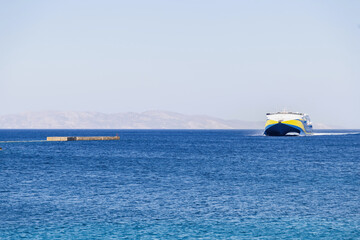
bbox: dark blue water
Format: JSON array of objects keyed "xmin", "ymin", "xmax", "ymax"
[{"xmin": 0, "ymin": 130, "xmax": 359, "ymax": 239}]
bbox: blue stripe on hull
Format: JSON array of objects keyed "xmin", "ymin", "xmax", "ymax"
[{"xmin": 264, "ymin": 123, "xmax": 302, "ymax": 136}]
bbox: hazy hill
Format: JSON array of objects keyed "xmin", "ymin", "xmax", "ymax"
[
  {"xmin": 0, "ymin": 111, "xmax": 333, "ymax": 129},
  {"xmin": 0, "ymin": 111, "xmax": 265, "ymax": 129}
]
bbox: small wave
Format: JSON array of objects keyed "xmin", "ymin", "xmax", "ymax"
[{"xmin": 0, "ymin": 140, "xmax": 47, "ymax": 143}]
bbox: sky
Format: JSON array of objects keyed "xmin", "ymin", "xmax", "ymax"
[{"xmin": 1, "ymin": 0, "xmax": 359, "ymax": 128}]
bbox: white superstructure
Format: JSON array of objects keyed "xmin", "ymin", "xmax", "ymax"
[{"xmin": 266, "ymin": 112, "xmax": 311, "ymax": 124}]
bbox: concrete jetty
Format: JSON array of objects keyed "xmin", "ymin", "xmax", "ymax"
[{"xmin": 47, "ymin": 136, "xmax": 120, "ymax": 141}]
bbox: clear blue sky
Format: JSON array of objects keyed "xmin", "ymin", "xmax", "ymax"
[{"xmin": 1, "ymin": 1, "xmax": 359, "ymax": 127}]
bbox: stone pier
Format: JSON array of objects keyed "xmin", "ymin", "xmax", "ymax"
[{"xmin": 47, "ymin": 136, "xmax": 120, "ymax": 141}]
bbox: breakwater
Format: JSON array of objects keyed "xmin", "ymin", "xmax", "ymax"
[{"xmin": 47, "ymin": 136, "xmax": 120, "ymax": 141}]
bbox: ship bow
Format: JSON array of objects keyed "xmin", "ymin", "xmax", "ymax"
[{"xmin": 264, "ymin": 119, "xmax": 306, "ymax": 136}]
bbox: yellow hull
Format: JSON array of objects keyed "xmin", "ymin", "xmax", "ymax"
[{"xmin": 265, "ymin": 119, "xmax": 312, "ymax": 136}]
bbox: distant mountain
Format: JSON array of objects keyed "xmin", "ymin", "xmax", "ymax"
[
  {"xmin": 0, "ymin": 111, "xmax": 265, "ymax": 129},
  {"xmin": 0, "ymin": 111, "xmax": 334, "ymax": 129}
]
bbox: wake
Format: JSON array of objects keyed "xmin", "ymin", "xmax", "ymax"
[
  {"xmin": 249, "ymin": 132, "xmax": 360, "ymax": 137},
  {"xmin": 312, "ymin": 132, "xmax": 360, "ymax": 136}
]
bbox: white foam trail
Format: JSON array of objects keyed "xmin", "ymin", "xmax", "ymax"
[
  {"xmin": 249, "ymin": 132, "xmax": 360, "ymax": 137},
  {"xmin": 312, "ymin": 132, "xmax": 360, "ymax": 136}
]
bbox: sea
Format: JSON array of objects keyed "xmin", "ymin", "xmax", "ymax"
[{"xmin": 0, "ymin": 129, "xmax": 359, "ymax": 239}]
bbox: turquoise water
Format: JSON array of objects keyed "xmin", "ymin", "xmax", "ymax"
[{"xmin": 0, "ymin": 130, "xmax": 359, "ymax": 239}]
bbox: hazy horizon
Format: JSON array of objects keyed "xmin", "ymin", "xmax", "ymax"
[
  {"xmin": 0, "ymin": 110, "xmax": 344, "ymax": 130},
  {"xmin": 1, "ymin": 1, "xmax": 359, "ymax": 127}
]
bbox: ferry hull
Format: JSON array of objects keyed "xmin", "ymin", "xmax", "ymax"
[
  {"xmin": 264, "ymin": 123, "xmax": 301, "ymax": 136},
  {"xmin": 264, "ymin": 119, "xmax": 312, "ymax": 136}
]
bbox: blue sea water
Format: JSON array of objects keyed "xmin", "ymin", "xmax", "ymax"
[{"xmin": 0, "ymin": 129, "xmax": 359, "ymax": 239}]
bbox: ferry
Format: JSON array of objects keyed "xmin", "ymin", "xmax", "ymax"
[{"xmin": 264, "ymin": 111, "xmax": 313, "ymax": 136}]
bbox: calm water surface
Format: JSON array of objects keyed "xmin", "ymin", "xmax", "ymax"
[{"xmin": 0, "ymin": 130, "xmax": 359, "ymax": 239}]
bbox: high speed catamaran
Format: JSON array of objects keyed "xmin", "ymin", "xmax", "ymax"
[{"xmin": 264, "ymin": 111, "xmax": 313, "ymax": 136}]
